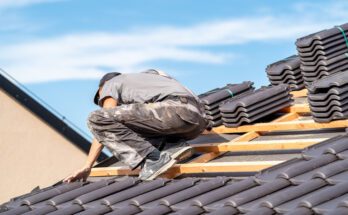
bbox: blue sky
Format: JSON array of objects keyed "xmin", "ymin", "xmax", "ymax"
[{"xmin": 1, "ymin": 0, "xmax": 348, "ymax": 138}]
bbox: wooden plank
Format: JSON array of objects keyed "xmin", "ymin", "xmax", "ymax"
[
  {"xmin": 211, "ymin": 119, "xmax": 348, "ymax": 134},
  {"xmin": 90, "ymin": 161, "xmax": 283, "ymax": 177},
  {"xmin": 281, "ymin": 104, "xmax": 310, "ymax": 114},
  {"xmin": 161, "ymin": 112, "xmax": 298, "ymax": 179},
  {"xmin": 90, "ymin": 167, "xmax": 139, "ymax": 177},
  {"xmin": 290, "ymin": 89, "xmax": 308, "ymax": 98},
  {"xmin": 193, "ymin": 138, "xmax": 327, "ymax": 153},
  {"xmin": 173, "ymin": 161, "xmax": 284, "ymax": 173}
]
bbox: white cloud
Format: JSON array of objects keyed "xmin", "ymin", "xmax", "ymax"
[
  {"xmin": 0, "ymin": 0, "xmax": 61, "ymax": 8},
  {"xmin": 1, "ymin": 1, "xmax": 348, "ymax": 83}
]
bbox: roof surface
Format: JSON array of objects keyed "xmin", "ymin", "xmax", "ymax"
[{"xmin": 2, "ymin": 131, "xmax": 348, "ymax": 215}]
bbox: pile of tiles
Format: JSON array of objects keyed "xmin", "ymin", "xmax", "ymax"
[
  {"xmin": 220, "ymin": 84, "xmax": 293, "ymax": 127},
  {"xmin": 199, "ymin": 81, "xmax": 254, "ymax": 127},
  {"xmin": 3, "ymin": 134, "xmax": 348, "ymax": 215},
  {"xmin": 266, "ymin": 55, "xmax": 305, "ymax": 90},
  {"xmin": 296, "ymin": 23, "xmax": 348, "ymax": 86},
  {"xmin": 308, "ymin": 71, "xmax": 348, "ymax": 122}
]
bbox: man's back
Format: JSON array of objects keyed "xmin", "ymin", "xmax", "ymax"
[{"xmin": 98, "ymin": 72, "xmax": 195, "ymax": 106}]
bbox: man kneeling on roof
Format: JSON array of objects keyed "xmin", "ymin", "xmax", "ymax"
[{"xmin": 64, "ymin": 69, "xmax": 208, "ymax": 181}]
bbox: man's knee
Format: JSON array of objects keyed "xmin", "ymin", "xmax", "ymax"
[
  {"xmin": 87, "ymin": 109, "xmax": 113, "ymax": 130},
  {"xmin": 87, "ymin": 109, "xmax": 102, "ymax": 124}
]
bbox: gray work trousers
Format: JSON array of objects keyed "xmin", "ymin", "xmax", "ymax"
[{"xmin": 87, "ymin": 99, "xmax": 207, "ymax": 169}]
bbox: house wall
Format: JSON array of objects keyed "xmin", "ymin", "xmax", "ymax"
[{"xmin": 0, "ymin": 89, "xmax": 88, "ymax": 204}]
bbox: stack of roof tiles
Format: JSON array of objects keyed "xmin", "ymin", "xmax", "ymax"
[
  {"xmin": 266, "ymin": 55, "xmax": 305, "ymax": 90},
  {"xmin": 308, "ymin": 71, "xmax": 348, "ymax": 123},
  {"xmin": 3, "ymin": 133, "xmax": 348, "ymax": 215},
  {"xmin": 199, "ymin": 81, "xmax": 254, "ymax": 127},
  {"xmin": 219, "ymin": 84, "xmax": 293, "ymax": 127},
  {"xmin": 296, "ymin": 23, "xmax": 348, "ymax": 86}
]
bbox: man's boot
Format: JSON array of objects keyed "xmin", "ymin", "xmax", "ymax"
[
  {"xmin": 138, "ymin": 152, "xmax": 176, "ymax": 181},
  {"xmin": 161, "ymin": 139, "xmax": 194, "ymax": 161}
]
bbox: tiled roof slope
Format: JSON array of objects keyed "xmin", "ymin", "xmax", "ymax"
[{"xmin": 2, "ymin": 132, "xmax": 348, "ymax": 215}]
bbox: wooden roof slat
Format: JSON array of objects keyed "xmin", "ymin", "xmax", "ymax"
[
  {"xmin": 193, "ymin": 138, "xmax": 328, "ymax": 153},
  {"xmin": 90, "ymin": 161, "xmax": 283, "ymax": 177},
  {"xmin": 290, "ymin": 89, "xmax": 308, "ymax": 98},
  {"xmin": 211, "ymin": 119, "xmax": 348, "ymax": 134},
  {"xmin": 160, "ymin": 112, "xmax": 299, "ymax": 178}
]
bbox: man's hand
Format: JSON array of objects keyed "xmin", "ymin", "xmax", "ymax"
[
  {"xmin": 63, "ymin": 166, "xmax": 91, "ymax": 183},
  {"xmin": 63, "ymin": 96, "xmax": 117, "ymax": 183}
]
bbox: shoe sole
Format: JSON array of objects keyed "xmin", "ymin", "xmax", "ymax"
[
  {"xmin": 171, "ymin": 147, "xmax": 194, "ymax": 161},
  {"xmin": 143, "ymin": 158, "xmax": 177, "ymax": 181}
]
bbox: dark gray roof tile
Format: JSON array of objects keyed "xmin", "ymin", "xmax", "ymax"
[
  {"xmin": 337, "ymin": 150, "xmax": 348, "ymax": 159},
  {"xmin": 244, "ymin": 207, "xmax": 275, "ymax": 215},
  {"xmin": 193, "ymin": 177, "xmax": 257, "ymax": 208},
  {"xmin": 274, "ymin": 180, "xmax": 328, "ymax": 213},
  {"xmin": 200, "ymin": 82, "xmax": 254, "ymax": 105},
  {"xmin": 0, "ymin": 205, "xmax": 31, "ymax": 215},
  {"xmin": 74, "ymin": 178, "xmax": 138, "ymax": 205},
  {"xmin": 263, "ymin": 179, "xmax": 327, "ymax": 210},
  {"xmin": 266, "ymin": 55, "xmax": 304, "ymax": 90},
  {"xmin": 256, "ymin": 158, "xmax": 307, "ymax": 183},
  {"xmin": 22, "ymin": 205, "xmax": 56, "ymax": 215},
  {"xmin": 203, "ymin": 88, "xmax": 255, "ymax": 111},
  {"xmin": 223, "ymin": 100, "xmax": 292, "ymax": 122},
  {"xmin": 223, "ymin": 102, "xmax": 293, "ymax": 127},
  {"xmin": 266, "ymin": 55, "xmax": 300, "ymax": 75},
  {"xmin": 130, "ymin": 178, "xmax": 198, "ymax": 206},
  {"xmin": 170, "ymin": 206, "xmax": 204, "ymax": 215},
  {"xmin": 326, "ymin": 207, "xmax": 348, "ymax": 215},
  {"xmin": 337, "ymin": 195, "xmax": 348, "ymax": 207},
  {"xmin": 279, "ymin": 154, "xmax": 338, "ymax": 180},
  {"xmin": 21, "ymin": 182, "xmax": 84, "ymax": 206},
  {"xmin": 221, "ymin": 92, "xmax": 291, "ymax": 116},
  {"xmin": 296, "ymin": 23, "xmax": 348, "ymax": 47},
  {"xmin": 104, "ymin": 205, "xmax": 141, "ymax": 215},
  {"xmin": 136, "ymin": 205, "xmax": 171, "ymax": 215},
  {"xmin": 292, "ymin": 159, "xmax": 348, "ymax": 183},
  {"xmin": 313, "ymin": 193, "xmax": 348, "ymax": 214},
  {"xmin": 310, "ymin": 99, "xmax": 348, "ymax": 112},
  {"xmin": 308, "ymin": 71, "xmax": 348, "ymax": 93},
  {"xmin": 158, "ymin": 177, "xmax": 228, "ymax": 207},
  {"xmin": 47, "ymin": 180, "xmax": 112, "ymax": 206},
  {"xmin": 102, "ymin": 179, "xmax": 169, "ymax": 206},
  {"xmin": 308, "ymin": 87, "xmax": 348, "ymax": 102},
  {"xmin": 299, "ymin": 182, "xmax": 348, "ymax": 208},
  {"xmin": 284, "ymin": 207, "xmax": 314, "ymax": 215},
  {"xmin": 208, "ymin": 206, "xmax": 239, "ymax": 215},
  {"xmin": 298, "ymin": 37, "xmax": 346, "ymax": 52},
  {"xmin": 45, "ymin": 204, "xmax": 83, "ymax": 215},
  {"xmin": 219, "ymin": 85, "xmax": 290, "ymax": 113},
  {"xmin": 75, "ymin": 205, "xmax": 111, "ymax": 215},
  {"xmin": 237, "ymin": 185, "xmax": 294, "ymax": 213},
  {"xmin": 225, "ymin": 178, "xmax": 290, "ymax": 208},
  {"xmin": 302, "ymin": 134, "xmax": 347, "ymax": 159},
  {"xmin": 327, "ymin": 171, "xmax": 348, "ymax": 184},
  {"xmin": 268, "ymin": 70, "xmax": 302, "ymax": 81}
]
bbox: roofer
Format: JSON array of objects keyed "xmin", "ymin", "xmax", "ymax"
[{"xmin": 64, "ymin": 69, "xmax": 208, "ymax": 181}]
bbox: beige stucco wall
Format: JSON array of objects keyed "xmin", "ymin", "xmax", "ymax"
[{"xmin": 0, "ymin": 89, "xmax": 88, "ymax": 204}]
